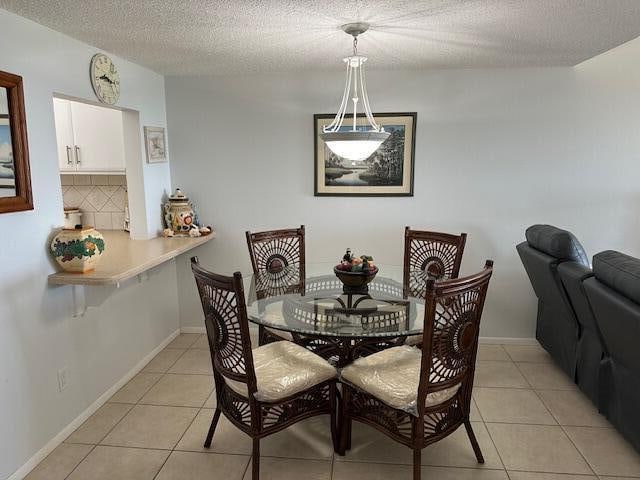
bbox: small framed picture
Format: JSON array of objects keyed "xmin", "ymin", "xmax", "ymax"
[
  {"xmin": 144, "ymin": 126, "xmax": 167, "ymax": 163},
  {"xmin": 314, "ymin": 112, "xmax": 416, "ymax": 197}
]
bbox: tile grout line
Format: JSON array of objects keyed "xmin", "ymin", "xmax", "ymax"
[
  {"xmin": 240, "ymin": 455, "xmax": 251, "ymax": 480},
  {"xmin": 335, "ymin": 457, "xmax": 509, "ymax": 469},
  {"xmin": 61, "ymin": 335, "xmax": 204, "ymax": 480},
  {"xmin": 507, "ymin": 467, "xmax": 597, "ymax": 476},
  {"xmin": 478, "ymin": 401, "xmax": 509, "ymax": 475},
  {"xmin": 61, "ymin": 444, "xmax": 98, "ymax": 480},
  {"xmin": 71, "ymin": 444, "xmax": 174, "ymax": 453},
  {"xmin": 472, "ymin": 384, "xmax": 578, "ymax": 391},
  {"xmin": 468, "ymin": 388, "xmax": 512, "ymax": 475},
  {"xmin": 161, "ymin": 334, "xmax": 216, "ymax": 479},
  {"xmin": 61, "ymin": 367, "xmax": 169, "ymax": 479},
  {"xmin": 481, "ymin": 344, "xmax": 560, "ymax": 477},
  {"xmin": 519, "ymin": 360, "xmax": 599, "ymax": 478},
  {"xmin": 152, "ymin": 403, "xmax": 204, "ymax": 480},
  {"xmin": 533, "ymin": 388, "xmax": 613, "ymax": 430},
  {"xmin": 143, "ymin": 348, "xmax": 189, "ymax": 374},
  {"xmin": 557, "ymin": 423, "xmax": 601, "ymax": 478},
  {"xmin": 506, "ymin": 469, "xmax": 597, "ymax": 479},
  {"xmin": 475, "ymin": 345, "xmax": 517, "ymax": 476},
  {"xmin": 45, "ymin": 338, "xmax": 620, "ymax": 479},
  {"xmin": 119, "ymin": 335, "xmax": 207, "ymax": 479},
  {"xmin": 150, "ymin": 450, "xmax": 172, "ymax": 480},
  {"xmin": 329, "ymin": 451, "xmax": 336, "ymax": 480}
]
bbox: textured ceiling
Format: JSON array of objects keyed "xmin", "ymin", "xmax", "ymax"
[{"xmin": 2, "ymin": 0, "xmax": 640, "ymax": 75}]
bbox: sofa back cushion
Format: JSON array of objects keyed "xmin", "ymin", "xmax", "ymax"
[
  {"xmin": 525, "ymin": 224, "xmax": 589, "ymax": 266},
  {"xmin": 593, "ymin": 250, "xmax": 640, "ymax": 305}
]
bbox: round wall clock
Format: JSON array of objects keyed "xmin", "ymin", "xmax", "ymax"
[{"xmin": 90, "ymin": 53, "xmax": 120, "ymax": 105}]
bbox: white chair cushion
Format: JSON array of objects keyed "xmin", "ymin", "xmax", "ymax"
[
  {"xmin": 341, "ymin": 345, "xmax": 460, "ymax": 412},
  {"xmin": 225, "ymin": 341, "xmax": 337, "ymax": 402}
]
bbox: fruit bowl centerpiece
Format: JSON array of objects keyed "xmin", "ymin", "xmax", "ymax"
[{"xmin": 334, "ymin": 249, "xmax": 378, "ymax": 294}]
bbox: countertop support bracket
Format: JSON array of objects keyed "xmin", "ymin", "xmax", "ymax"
[{"xmin": 72, "ymin": 284, "xmax": 118, "ymax": 317}]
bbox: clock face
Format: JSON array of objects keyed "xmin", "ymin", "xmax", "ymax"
[{"xmin": 90, "ymin": 53, "xmax": 120, "ymax": 105}]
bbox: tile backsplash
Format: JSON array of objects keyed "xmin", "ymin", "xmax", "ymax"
[{"xmin": 61, "ymin": 174, "xmax": 128, "ymax": 230}]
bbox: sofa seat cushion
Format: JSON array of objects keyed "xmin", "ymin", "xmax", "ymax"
[
  {"xmin": 225, "ymin": 341, "xmax": 336, "ymax": 402},
  {"xmin": 593, "ymin": 250, "xmax": 640, "ymax": 305},
  {"xmin": 341, "ymin": 345, "xmax": 460, "ymax": 414},
  {"xmin": 525, "ymin": 224, "xmax": 589, "ymax": 266}
]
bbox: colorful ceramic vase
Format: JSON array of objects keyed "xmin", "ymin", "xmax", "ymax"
[
  {"xmin": 163, "ymin": 188, "xmax": 195, "ymax": 234},
  {"xmin": 50, "ymin": 227, "xmax": 106, "ymax": 273}
]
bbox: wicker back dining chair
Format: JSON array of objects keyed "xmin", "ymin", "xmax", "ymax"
[
  {"xmin": 246, "ymin": 225, "xmax": 305, "ymax": 281},
  {"xmin": 339, "ymin": 260, "xmax": 494, "ymax": 480},
  {"xmin": 246, "ymin": 225, "xmax": 305, "ymax": 344},
  {"xmin": 191, "ymin": 257, "xmax": 337, "ymax": 480},
  {"xmin": 403, "ymin": 227, "xmax": 467, "ymax": 299}
]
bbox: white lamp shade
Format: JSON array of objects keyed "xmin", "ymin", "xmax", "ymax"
[{"xmin": 320, "ymin": 130, "xmax": 390, "ymax": 161}]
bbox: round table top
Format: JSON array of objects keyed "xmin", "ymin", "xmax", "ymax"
[{"xmin": 245, "ymin": 262, "xmax": 424, "ymax": 339}]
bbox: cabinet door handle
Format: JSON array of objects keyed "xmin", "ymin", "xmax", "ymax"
[
  {"xmin": 66, "ymin": 146, "xmax": 73, "ymax": 165},
  {"xmin": 74, "ymin": 146, "xmax": 81, "ymax": 164}
]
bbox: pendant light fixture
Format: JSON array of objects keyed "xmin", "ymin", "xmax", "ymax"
[{"xmin": 320, "ymin": 22, "xmax": 389, "ymax": 161}]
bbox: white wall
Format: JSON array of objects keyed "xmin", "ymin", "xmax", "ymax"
[
  {"xmin": 0, "ymin": 10, "xmax": 177, "ymax": 479},
  {"xmin": 166, "ymin": 37, "xmax": 640, "ymax": 337}
]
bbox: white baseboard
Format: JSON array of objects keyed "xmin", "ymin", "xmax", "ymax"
[
  {"xmin": 479, "ymin": 336, "xmax": 538, "ymax": 345},
  {"xmin": 181, "ymin": 325, "xmax": 259, "ymax": 335},
  {"xmin": 9, "ymin": 328, "xmax": 180, "ymax": 480},
  {"xmin": 180, "ymin": 326, "xmax": 206, "ymax": 334}
]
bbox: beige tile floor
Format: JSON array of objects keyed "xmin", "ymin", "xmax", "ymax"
[{"xmin": 25, "ymin": 337, "xmax": 640, "ymax": 480}]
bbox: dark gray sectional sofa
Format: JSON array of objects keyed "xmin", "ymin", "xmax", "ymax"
[
  {"xmin": 516, "ymin": 225, "xmax": 590, "ymax": 379},
  {"xmin": 517, "ymin": 225, "xmax": 640, "ymax": 451}
]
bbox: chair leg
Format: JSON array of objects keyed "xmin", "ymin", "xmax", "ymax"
[
  {"xmin": 413, "ymin": 448, "xmax": 421, "ymax": 480},
  {"xmin": 251, "ymin": 438, "xmax": 260, "ymax": 480},
  {"xmin": 203, "ymin": 407, "xmax": 221, "ymax": 448},
  {"xmin": 330, "ymin": 385, "xmax": 339, "ymax": 453},
  {"xmin": 337, "ymin": 408, "xmax": 347, "ymax": 455},
  {"xmin": 345, "ymin": 418, "xmax": 352, "ymax": 450},
  {"xmin": 337, "ymin": 417, "xmax": 352, "ymax": 453},
  {"xmin": 464, "ymin": 420, "xmax": 485, "ymax": 464},
  {"xmin": 337, "ymin": 386, "xmax": 352, "ymax": 455}
]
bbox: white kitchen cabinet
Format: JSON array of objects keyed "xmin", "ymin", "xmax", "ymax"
[
  {"xmin": 53, "ymin": 98, "xmax": 75, "ymax": 172},
  {"xmin": 53, "ymin": 98, "xmax": 126, "ymax": 173}
]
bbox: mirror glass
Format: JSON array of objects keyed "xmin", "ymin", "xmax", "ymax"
[{"xmin": 0, "ymin": 87, "xmax": 16, "ymax": 197}]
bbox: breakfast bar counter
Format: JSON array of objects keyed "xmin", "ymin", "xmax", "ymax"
[{"xmin": 48, "ymin": 230, "xmax": 215, "ymax": 286}]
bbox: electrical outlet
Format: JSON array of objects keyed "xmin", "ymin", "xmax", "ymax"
[{"xmin": 57, "ymin": 367, "xmax": 68, "ymax": 392}]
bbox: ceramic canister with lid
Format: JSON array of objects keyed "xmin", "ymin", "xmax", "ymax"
[
  {"xmin": 163, "ymin": 188, "xmax": 195, "ymax": 234},
  {"xmin": 50, "ymin": 226, "xmax": 106, "ymax": 273}
]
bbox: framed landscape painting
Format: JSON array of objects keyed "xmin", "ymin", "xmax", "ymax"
[
  {"xmin": 314, "ymin": 112, "xmax": 416, "ymax": 197},
  {"xmin": 0, "ymin": 115, "xmax": 15, "ymax": 197}
]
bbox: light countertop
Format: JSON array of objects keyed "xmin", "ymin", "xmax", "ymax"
[{"xmin": 48, "ymin": 230, "xmax": 215, "ymax": 286}]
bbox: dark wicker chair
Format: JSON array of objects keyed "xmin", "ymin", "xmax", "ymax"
[
  {"xmin": 403, "ymin": 227, "xmax": 467, "ymax": 298},
  {"xmin": 191, "ymin": 257, "xmax": 337, "ymax": 480},
  {"xmin": 403, "ymin": 227, "xmax": 467, "ymax": 347},
  {"xmin": 246, "ymin": 225, "xmax": 305, "ymax": 344},
  {"xmin": 339, "ymin": 261, "xmax": 494, "ymax": 480}
]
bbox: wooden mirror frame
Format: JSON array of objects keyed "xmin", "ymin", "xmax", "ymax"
[{"xmin": 0, "ymin": 70, "xmax": 33, "ymax": 214}]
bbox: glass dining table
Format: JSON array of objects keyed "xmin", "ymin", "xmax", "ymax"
[{"xmin": 245, "ymin": 262, "xmax": 424, "ymax": 366}]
